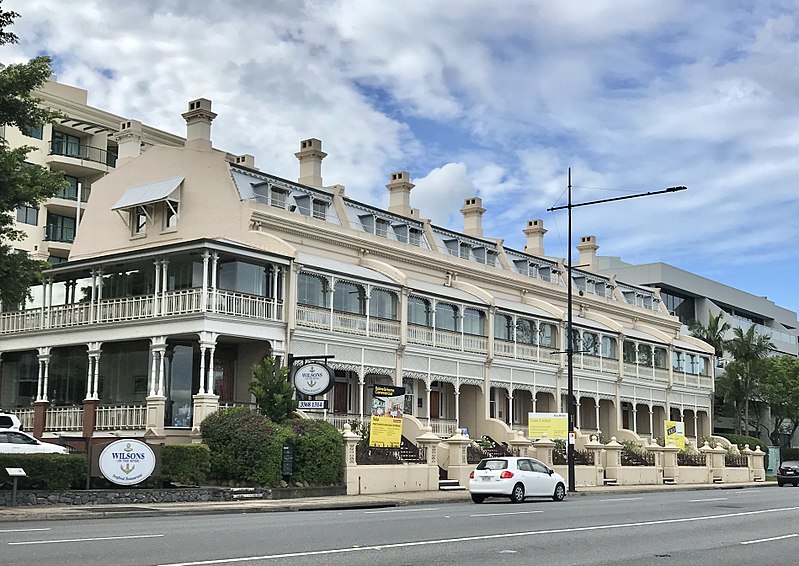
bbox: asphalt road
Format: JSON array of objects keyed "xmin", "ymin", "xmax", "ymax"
[{"xmin": 2, "ymin": 487, "xmax": 798, "ymax": 565}]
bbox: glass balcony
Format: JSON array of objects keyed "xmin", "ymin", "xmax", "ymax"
[{"xmin": 50, "ymin": 140, "xmax": 117, "ymax": 167}]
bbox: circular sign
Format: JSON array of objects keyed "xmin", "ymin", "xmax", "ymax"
[
  {"xmin": 98, "ymin": 439, "xmax": 156, "ymax": 486},
  {"xmin": 293, "ymin": 362, "xmax": 334, "ymax": 396}
]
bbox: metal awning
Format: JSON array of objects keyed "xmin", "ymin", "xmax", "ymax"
[
  {"xmin": 296, "ymin": 252, "xmax": 396, "ymax": 285},
  {"xmin": 111, "ymin": 177, "xmax": 184, "ymax": 210}
]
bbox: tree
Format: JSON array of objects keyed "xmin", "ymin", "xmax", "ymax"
[
  {"xmin": 724, "ymin": 326, "xmax": 773, "ymax": 435},
  {"xmin": 689, "ymin": 310, "xmax": 730, "ymax": 359},
  {"xmin": 248, "ymin": 356, "xmax": 297, "ymax": 424},
  {"xmin": 759, "ymin": 356, "xmax": 799, "ymax": 446},
  {"xmin": 0, "ymin": 3, "xmax": 67, "ymax": 308}
]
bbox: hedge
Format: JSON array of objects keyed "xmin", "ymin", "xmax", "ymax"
[
  {"xmin": 200, "ymin": 407, "xmax": 344, "ymax": 487},
  {"xmin": 0, "ymin": 454, "xmax": 86, "ymax": 490},
  {"xmin": 287, "ymin": 419, "xmax": 344, "ymax": 485},
  {"xmin": 161, "ymin": 444, "xmax": 211, "ymax": 486}
]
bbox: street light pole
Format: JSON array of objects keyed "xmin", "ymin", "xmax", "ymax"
[{"xmin": 548, "ymin": 170, "xmax": 686, "ymax": 493}]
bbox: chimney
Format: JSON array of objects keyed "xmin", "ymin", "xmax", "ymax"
[
  {"xmin": 113, "ymin": 119, "xmax": 142, "ymax": 166},
  {"xmin": 182, "ymin": 98, "xmax": 216, "ymax": 151},
  {"xmin": 386, "ymin": 171, "xmax": 414, "ymax": 216},
  {"xmin": 234, "ymin": 154, "xmax": 257, "ymax": 170},
  {"xmin": 460, "ymin": 197, "xmax": 485, "ymax": 237},
  {"xmin": 523, "ymin": 219, "xmax": 547, "ymax": 256},
  {"xmin": 577, "ymin": 235, "xmax": 599, "ymax": 270},
  {"xmin": 295, "ymin": 138, "xmax": 327, "ymax": 187}
]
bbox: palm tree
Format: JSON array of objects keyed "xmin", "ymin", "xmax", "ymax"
[
  {"xmin": 688, "ymin": 310, "xmax": 730, "ymax": 360},
  {"xmin": 725, "ymin": 326, "xmax": 773, "ymax": 435}
]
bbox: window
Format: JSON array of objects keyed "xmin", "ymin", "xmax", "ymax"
[
  {"xmin": 582, "ymin": 332, "xmax": 600, "ymax": 356},
  {"xmin": 408, "ymin": 228, "xmax": 422, "ymax": 247},
  {"xmin": 16, "ymin": 205, "xmax": 38, "ymax": 225},
  {"xmin": 370, "ymin": 289, "xmax": 398, "ymax": 319},
  {"xmin": 654, "ymin": 347, "xmax": 668, "ymax": 369},
  {"xmin": 270, "ymin": 187, "xmax": 287, "ymax": 209},
  {"xmin": 494, "ymin": 313, "xmax": 512, "ymax": 341},
  {"xmin": 219, "ymin": 260, "xmax": 267, "ymax": 296},
  {"xmin": 57, "ymin": 175, "xmax": 79, "ymax": 200},
  {"xmin": 47, "ymin": 255, "xmax": 68, "ymax": 265},
  {"xmin": 637, "ymin": 344, "xmax": 653, "ymax": 366},
  {"xmin": 517, "ymin": 318, "xmax": 538, "ymax": 344},
  {"xmin": 435, "ymin": 303, "xmax": 458, "ymax": 331},
  {"xmin": 52, "ymin": 131, "xmax": 81, "ymax": 157},
  {"xmin": 22, "ymin": 124, "xmax": 43, "ymax": 139},
  {"xmin": 312, "ymin": 200, "xmax": 327, "ymax": 220},
  {"xmin": 298, "ymin": 272, "xmax": 328, "ymax": 307},
  {"xmin": 463, "ymin": 308, "xmax": 486, "ymax": 336},
  {"xmin": 672, "ymin": 351, "xmax": 685, "ymax": 372},
  {"xmin": 623, "ymin": 341, "xmax": 637, "ymax": 364},
  {"xmin": 164, "ymin": 201, "xmax": 179, "ymax": 230},
  {"xmin": 407, "ymin": 296, "xmax": 431, "ymax": 326},
  {"xmin": 375, "ymin": 218, "xmax": 390, "ymax": 237},
  {"xmin": 132, "ymin": 207, "xmax": 148, "ymax": 236},
  {"xmin": 602, "ymin": 336, "xmax": 617, "ymax": 358},
  {"xmin": 539, "ymin": 322, "xmax": 557, "ymax": 347},
  {"xmin": 359, "ymin": 215, "xmax": 374, "ymax": 233},
  {"xmin": 333, "ymin": 281, "xmax": 364, "ymax": 314},
  {"xmin": 45, "ymin": 213, "xmax": 76, "ymax": 243}
]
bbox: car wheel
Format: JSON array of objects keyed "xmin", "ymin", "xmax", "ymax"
[
  {"xmin": 509, "ymin": 483, "xmax": 525, "ymax": 503},
  {"xmin": 794, "ymin": 482, "xmax": 798, "ymax": 487},
  {"xmin": 471, "ymin": 494, "xmax": 485, "ymax": 504},
  {"xmin": 552, "ymin": 482, "xmax": 566, "ymax": 502},
  {"xmin": 778, "ymin": 481, "xmax": 785, "ymax": 487}
]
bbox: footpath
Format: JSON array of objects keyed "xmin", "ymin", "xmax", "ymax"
[{"xmin": 0, "ymin": 481, "xmax": 773, "ymax": 523}]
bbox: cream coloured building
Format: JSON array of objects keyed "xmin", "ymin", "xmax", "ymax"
[{"xmin": 0, "ymin": 92, "xmax": 715, "ymax": 448}]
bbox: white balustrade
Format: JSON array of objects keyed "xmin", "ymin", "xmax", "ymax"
[
  {"xmin": 296, "ymin": 304, "xmax": 331, "ymax": 328},
  {"xmin": 44, "ymin": 406, "xmax": 83, "ymax": 432},
  {"xmin": 6, "ymin": 408, "xmax": 34, "ymax": 431},
  {"xmin": 407, "ymin": 324, "xmax": 434, "ymax": 346},
  {"xmin": 94, "ymin": 404, "xmax": 147, "ymax": 430},
  {"xmin": 369, "ymin": 318, "xmax": 400, "ymax": 339}
]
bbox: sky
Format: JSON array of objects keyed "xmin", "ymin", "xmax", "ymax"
[{"xmin": 4, "ymin": 0, "xmax": 799, "ymax": 315}]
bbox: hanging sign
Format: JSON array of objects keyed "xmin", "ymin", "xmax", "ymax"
[{"xmin": 293, "ymin": 362, "xmax": 334, "ymax": 396}]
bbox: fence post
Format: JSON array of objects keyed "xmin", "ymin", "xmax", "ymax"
[
  {"xmin": 444, "ymin": 430, "xmax": 474, "ymax": 488},
  {"xmin": 507, "ymin": 430, "xmax": 532, "ymax": 457},
  {"xmin": 744, "ymin": 445, "xmax": 766, "ymax": 482},
  {"xmin": 532, "ymin": 434, "xmax": 555, "ymax": 466},
  {"xmin": 603, "ymin": 437, "xmax": 623, "ymax": 485},
  {"xmin": 699, "ymin": 442, "xmax": 714, "ymax": 483},
  {"xmin": 415, "ymin": 426, "xmax": 442, "ymax": 491},
  {"xmin": 584, "ymin": 434, "xmax": 604, "ymax": 487},
  {"xmin": 646, "ymin": 439, "xmax": 664, "ymax": 483},
  {"xmin": 662, "ymin": 440, "xmax": 680, "ymax": 484}
]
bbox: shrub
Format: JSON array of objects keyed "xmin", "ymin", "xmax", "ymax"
[
  {"xmin": 719, "ymin": 433, "xmax": 769, "ymax": 470},
  {"xmin": 161, "ymin": 444, "xmax": 211, "ymax": 486},
  {"xmin": 287, "ymin": 419, "xmax": 344, "ymax": 485},
  {"xmin": 0, "ymin": 454, "xmax": 86, "ymax": 490},
  {"xmin": 249, "ymin": 356, "xmax": 297, "ymax": 424},
  {"xmin": 200, "ymin": 406, "xmax": 292, "ymax": 486}
]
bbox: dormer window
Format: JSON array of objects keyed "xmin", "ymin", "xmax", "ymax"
[
  {"xmin": 312, "ymin": 200, "xmax": 327, "ymax": 220},
  {"xmin": 375, "ymin": 218, "xmax": 389, "ymax": 237},
  {"xmin": 132, "ymin": 206, "xmax": 148, "ymax": 236},
  {"xmin": 164, "ymin": 200, "xmax": 179, "ymax": 230},
  {"xmin": 270, "ymin": 187, "xmax": 288, "ymax": 209}
]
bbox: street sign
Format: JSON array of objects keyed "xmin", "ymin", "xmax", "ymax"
[{"xmin": 298, "ymin": 400, "xmax": 328, "ymax": 410}]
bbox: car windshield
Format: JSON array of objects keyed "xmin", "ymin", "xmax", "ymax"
[
  {"xmin": 782, "ymin": 461, "xmax": 799, "ymax": 467},
  {"xmin": 477, "ymin": 459, "xmax": 508, "ymax": 470}
]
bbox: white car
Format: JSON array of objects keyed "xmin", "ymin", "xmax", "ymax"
[
  {"xmin": 0, "ymin": 430, "xmax": 68, "ymax": 454},
  {"xmin": 0, "ymin": 412, "xmax": 22, "ymax": 431},
  {"xmin": 468, "ymin": 456, "xmax": 566, "ymax": 503}
]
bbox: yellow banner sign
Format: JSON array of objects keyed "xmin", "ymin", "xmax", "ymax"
[
  {"xmin": 528, "ymin": 412, "xmax": 568, "ymax": 440},
  {"xmin": 665, "ymin": 420, "xmax": 686, "ymax": 450},
  {"xmin": 369, "ymin": 415, "xmax": 403, "ymax": 447}
]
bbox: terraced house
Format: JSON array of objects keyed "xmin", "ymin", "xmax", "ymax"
[{"xmin": 0, "ymin": 87, "xmax": 716, "ymax": 447}]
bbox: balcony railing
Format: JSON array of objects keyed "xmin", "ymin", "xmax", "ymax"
[
  {"xmin": 44, "ymin": 224, "xmax": 76, "ymax": 243},
  {"xmin": 50, "ymin": 140, "xmax": 117, "ymax": 167},
  {"xmin": 5, "ymin": 408, "xmax": 34, "ymax": 431},
  {"xmin": 494, "ymin": 339, "xmax": 560, "ymax": 366},
  {"xmin": 295, "ymin": 304, "xmax": 401, "ymax": 340},
  {"xmin": 44, "ymin": 405, "xmax": 84, "ymax": 432},
  {"xmin": 0, "ymin": 288, "xmax": 284, "ymax": 335},
  {"xmin": 95, "ymin": 404, "xmax": 147, "ymax": 430}
]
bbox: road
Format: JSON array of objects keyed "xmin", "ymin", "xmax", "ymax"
[{"xmin": 2, "ymin": 487, "xmax": 798, "ymax": 565}]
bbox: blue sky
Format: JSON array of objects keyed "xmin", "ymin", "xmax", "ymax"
[{"xmin": 5, "ymin": 0, "xmax": 799, "ymax": 314}]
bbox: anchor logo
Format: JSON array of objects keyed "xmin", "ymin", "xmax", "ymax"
[
  {"xmin": 304, "ymin": 365, "xmax": 318, "ymax": 388},
  {"xmin": 120, "ymin": 463, "xmax": 136, "ymax": 474}
]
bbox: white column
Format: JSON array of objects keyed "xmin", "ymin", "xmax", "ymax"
[
  {"xmin": 157, "ymin": 347, "xmax": 166, "ymax": 397},
  {"xmin": 198, "ymin": 343, "xmax": 207, "ymax": 395},
  {"xmin": 201, "ymin": 251, "xmax": 210, "ymax": 311},
  {"xmin": 149, "ymin": 347, "xmax": 158, "ymax": 397},
  {"xmin": 575, "ymin": 399, "xmax": 581, "ymax": 428},
  {"xmin": 693, "ymin": 411, "xmax": 699, "ymax": 439},
  {"xmin": 85, "ymin": 355, "xmax": 93, "ymax": 400},
  {"xmin": 426, "ymin": 381, "xmax": 432, "ymax": 427},
  {"xmin": 364, "ymin": 287, "xmax": 371, "ymax": 338},
  {"xmin": 632, "ymin": 405, "xmax": 638, "ymax": 433},
  {"xmin": 210, "ymin": 252, "xmax": 218, "ymax": 313},
  {"xmin": 207, "ymin": 345, "xmax": 216, "ymax": 395},
  {"xmin": 36, "ymin": 355, "xmax": 45, "ymax": 402},
  {"xmin": 42, "ymin": 356, "xmax": 50, "ymax": 402},
  {"xmin": 91, "ymin": 344, "xmax": 102, "ymax": 400},
  {"xmin": 160, "ymin": 260, "xmax": 169, "ymax": 314},
  {"xmin": 454, "ymin": 382, "xmax": 461, "ymax": 429},
  {"xmin": 272, "ymin": 266, "xmax": 280, "ymax": 320},
  {"xmin": 649, "ymin": 407, "xmax": 654, "ymax": 439},
  {"xmin": 89, "ymin": 269, "xmax": 97, "ymax": 323},
  {"xmin": 153, "ymin": 259, "xmax": 161, "ymax": 315}
]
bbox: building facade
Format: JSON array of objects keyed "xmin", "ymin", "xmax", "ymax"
[{"xmin": 0, "ymin": 89, "xmax": 716, "ymax": 447}]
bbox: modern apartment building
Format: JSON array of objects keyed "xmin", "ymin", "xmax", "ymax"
[
  {"xmin": 0, "ymin": 88, "xmax": 716, "ymax": 449},
  {"xmin": 2, "ymin": 79, "xmax": 184, "ymax": 267}
]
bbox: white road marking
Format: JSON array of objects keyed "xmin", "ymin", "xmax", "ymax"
[
  {"xmin": 363, "ymin": 507, "xmax": 438, "ymax": 514},
  {"xmin": 158, "ymin": 505, "xmax": 799, "ymax": 566},
  {"xmin": 689, "ymin": 497, "xmax": 727, "ymax": 502},
  {"xmin": 597, "ymin": 497, "xmax": 643, "ymax": 502},
  {"xmin": 9, "ymin": 534, "xmax": 164, "ymax": 546},
  {"xmin": 741, "ymin": 534, "xmax": 799, "ymax": 545},
  {"xmin": 470, "ymin": 510, "xmax": 544, "ymax": 517},
  {"xmin": 0, "ymin": 528, "xmax": 51, "ymax": 534}
]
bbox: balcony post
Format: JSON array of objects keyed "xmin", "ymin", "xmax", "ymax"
[
  {"xmin": 82, "ymin": 398, "xmax": 98, "ymax": 438},
  {"xmin": 33, "ymin": 400, "xmax": 48, "ymax": 439}
]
